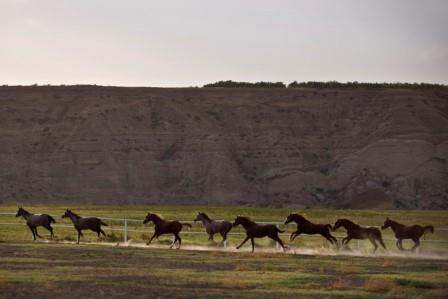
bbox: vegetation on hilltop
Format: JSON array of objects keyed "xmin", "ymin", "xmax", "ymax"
[{"xmin": 203, "ymin": 80, "xmax": 447, "ymax": 89}]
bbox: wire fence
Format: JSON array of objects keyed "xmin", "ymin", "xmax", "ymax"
[
  {"xmin": 2, "ymin": 212, "xmax": 448, "ymax": 251},
  {"xmin": 0, "ymin": 213, "xmax": 448, "ymax": 253}
]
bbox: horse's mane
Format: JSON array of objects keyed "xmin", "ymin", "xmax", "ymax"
[
  {"xmin": 18, "ymin": 207, "xmax": 31, "ymax": 215},
  {"xmin": 237, "ymin": 216, "xmax": 254, "ymax": 224},
  {"xmin": 68, "ymin": 210, "xmax": 81, "ymax": 219},
  {"xmin": 199, "ymin": 212, "xmax": 211, "ymax": 221},
  {"xmin": 338, "ymin": 218, "xmax": 358, "ymax": 226},
  {"xmin": 150, "ymin": 213, "xmax": 164, "ymax": 220},
  {"xmin": 292, "ymin": 213, "xmax": 309, "ymax": 223}
]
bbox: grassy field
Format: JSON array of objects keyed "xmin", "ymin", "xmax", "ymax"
[
  {"xmin": 1, "ymin": 205, "xmax": 448, "ymax": 298},
  {"xmin": 1, "ymin": 241, "xmax": 448, "ymax": 298},
  {"xmin": 1, "ymin": 204, "xmax": 447, "ymax": 254}
]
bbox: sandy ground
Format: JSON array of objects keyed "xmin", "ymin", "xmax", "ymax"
[{"xmin": 39, "ymin": 239, "xmax": 448, "ymax": 260}]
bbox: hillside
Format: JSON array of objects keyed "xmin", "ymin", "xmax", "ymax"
[{"xmin": 0, "ymin": 85, "xmax": 447, "ymax": 208}]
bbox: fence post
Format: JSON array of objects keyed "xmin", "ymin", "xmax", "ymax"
[{"xmin": 124, "ymin": 218, "xmax": 128, "ymax": 244}]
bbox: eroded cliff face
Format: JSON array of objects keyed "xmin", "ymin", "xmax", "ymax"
[{"xmin": 0, "ymin": 86, "xmax": 447, "ymax": 208}]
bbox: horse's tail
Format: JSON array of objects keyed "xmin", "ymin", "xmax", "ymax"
[
  {"xmin": 48, "ymin": 215, "xmax": 56, "ymax": 224},
  {"xmin": 376, "ymin": 230, "xmax": 386, "ymax": 250},
  {"xmin": 276, "ymin": 226, "xmax": 285, "ymax": 233},
  {"xmin": 423, "ymin": 225, "xmax": 434, "ymax": 239},
  {"xmin": 100, "ymin": 220, "xmax": 108, "ymax": 226},
  {"xmin": 182, "ymin": 223, "xmax": 192, "ymax": 230}
]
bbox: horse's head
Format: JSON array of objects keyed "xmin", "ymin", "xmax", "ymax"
[
  {"xmin": 381, "ymin": 218, "xmax": 391, "ymax": 230},
  {"xmin": 333, "ymin": 219, "xmax": 343, "ymax": 231},
  {"xmin": 284, "ymin": 213, "xmax": 295, "ymax": 224},
  {"xmin": 194, "ymin": 212, "xmax": 204, "ymax": 222},
  {"xmin": 233, "ymin": 216, "xmax": 244, "ymax": 227},
  {"xmin": 61, "ymin": 209, "xmax": 71, "ymax": 218},
  {"xmin": 15, "ymin": 207, "xmax": 24, "ymax": 217},
  {"xmin": 143, "ymin": 213, "xmax": 154, "ymax": 224}
]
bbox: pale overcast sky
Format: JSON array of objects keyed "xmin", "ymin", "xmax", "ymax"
[{"xmin": 1, "ymin": 0, "xmax": 448, "ymax": 86}]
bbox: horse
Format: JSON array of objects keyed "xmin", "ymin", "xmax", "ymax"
[
  {"xmin": 381, "ymin": 217, "xmax": 434, "ymax": 252},
  {"xmin": 333, "ymin": 218, "xmax": 386, "ymax": 253},
  {"xmin": 15, "ymin": 207, "xmax": 56, "ymax": 240},
  {"xmin": 62, "ymin": 209, "xmax": 108, "ymax": 244},
  {"xmin": 194, "ymin": 212, "xmax": 232, "ymax": 244},
  {"xmin": 143, "ymin": 213, "xmax": 192, "ymax": 249},
  {"xmin": 233, "ymin": 216, "xmax": 287, "ymax": 253},
  {"xmin": 284, "ymin": 213, "xmax": 337, "ymax": 245}
]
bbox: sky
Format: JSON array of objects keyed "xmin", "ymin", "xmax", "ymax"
[{"xmin": 1, "ymin": 0, "xmax": 448, "ymax": 87}]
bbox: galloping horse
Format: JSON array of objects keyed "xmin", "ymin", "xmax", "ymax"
[
  {"xmin": 16, "ymin": 207, "xmax": 56, "ymax": 240},
  {"xmin": 194, "ymin": 212, "xmax": 232, "ymax": 244},
  {"xmin": 285, "ymin": 213, "xmax": 337, "ymax": 245},
  {"xmin": 382, "ymin": 218, "xmax": 434, "ymax": 251},
  {"xmin": 233, "ymin": 216, "xmax": 287, "ymax": 253},
  {"xmin": 62, "ymin": 209, "xmax": 108, "ymax": 244},
  {"xmin": 333, "ymin": 219, "xmax": 386, "ymax": 253},
  {"xmin": 143, "ymin": 213, "xmax": 192, "ymax": 249}
]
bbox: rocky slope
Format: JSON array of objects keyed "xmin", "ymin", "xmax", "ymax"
[{"xmin": 0, "ymin": 85, "xmax": 447, "ymax": 208}]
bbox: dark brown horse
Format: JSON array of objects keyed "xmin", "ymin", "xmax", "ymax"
[
  {"xmin": 194, "ymin": 212, "xmax": 232, "ymax": 244},
  {"xmin": 285, "ymin": 213, "xmax": 337, "ymax": 245},
  {"xmin": 233, "ymin": 216, "xmax": 287, "ymax": 253},
  {"xmin": 143, "ymin": 213, "xmax": 192, "ymax": 249},
  {"xmin": 16, "ymin": 207, "xmax": 56, "ymax": 240},
  {"xmin": 381, "ymin": 218, "xmax": 434, "ymax": 252},
  {"xmin": 333, "ymin": 219, "xmax": 386, "ymax": 253},
  {"xmin": 62, "ymin": 209, "xmax": 108, "ymax": 244}
]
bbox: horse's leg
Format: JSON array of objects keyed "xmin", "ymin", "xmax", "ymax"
[
  {"xmin": 272, "ymin": 234, "xmax": 286, "ymax": 250},
  {"xmin": 291, "ymin": 232, "xmax": 301, "ymax": 242},
  {"xmin": 147, "ymin": 233, "xmax": 158, "ymax": 245},
  {"xmin": 220, "ymin": 231, "xmax": 227, "ymax": 244},
  {"xmin": 208, "ymin": 233, "xmax": 214, "ymax": 242},
  {"xmin": 27, "ymin": 224, "xmax": 36, "ymax": 241},
  {"xmin": 396, "ymin": 240, "xmax": 401, "ymax": 250},
  {"xmin": 177, "ymin": 235, "xmax": 182, "ymax": 249},
  {"xmin": 77, "ymin": 229, "xmax": 81, "ymax": 244},
  {"xmin": 343, "ymin": 236, "xmax": 352, "ymax": 245},
  {"xmin": 369, "ymin": 238, "xmax": 378, "ymax": 253},
  {"xmin": 236, "ymin": 236, "xmax": 250, "ymax": 249},
  {"xmin": 169, "ymin": 234, "xmax": 177, "ymax": 249},
  {"xmin": 34, "ymin": 227, "xmax": 43, "ymax": 239},
  {"xmin": 289, "ymin": 232, "xmax": 296, "ymax": 241},
  {"xmin": 321, "ymin": 232, "xmax": 335, "ymax": 244},
  {"xmin": 44, "ymin": 224, "xmax": 54, "ymax": 239},
  {"xmin": 411, "ymin": 238, "xmax": 420, "ymax": 252},
  {"xmin": 250, "ymin": 238, "xmax": 255, "ymax": 253}
]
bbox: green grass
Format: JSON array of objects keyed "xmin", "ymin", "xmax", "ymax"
[
  {"xmin": 1, "ymin": 204, "xmax": 447, "ymax": 255},
  {"xmin": 1, "ymin": 204, "xmax": 448, "ymax": 298},
  {"xmin": 0, "ymin": 242, "xmax": 448, "ymax": 298}
]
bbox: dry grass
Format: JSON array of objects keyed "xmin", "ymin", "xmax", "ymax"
[
  {"xmin": 363, "ymin": 277, "xmax": 395, "ymax": 292},
  {"xmin": 330, "ymin": 277, "xmax": 352, "ymax": 290},
  {"xmin": 382, "ymin": 259, "xmax": 398, "ymax": 268}
]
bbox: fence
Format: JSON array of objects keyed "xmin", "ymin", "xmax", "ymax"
[{"xmin": 1, "ymin": 212, "xmax": 448, "ymax": 252}]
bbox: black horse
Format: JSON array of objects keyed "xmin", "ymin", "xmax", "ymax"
[
  {"xmin": 194, "ymin": 212, "xmax": 232, "ymax": 244},
  {"xmin": 143, "ymin": 213, "xmax": 192, "ymax": 249},
  {"xmin": 285, "ymin": 213, "xmax": 337, "ymax": 245},
  {"xmin": 62, "ymin": 209, "xmax": 108, "ymax": 244},
  {"xmin": 16, "ymin": 207, "xmax": 56, "ymax": 240},
  {"xmin": 333, "ymin": 219, "xmax": 386, "ymax": 253},
  {"xmin": 382, "ymin": 218, "xmax": 434, "ymax": 251},
  {"xmin": 233, "ymin": 216, "xmax": 287, "ymax": 253}
]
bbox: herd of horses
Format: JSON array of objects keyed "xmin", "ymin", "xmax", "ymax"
[{"xmin": 15, "ymin": 207, "xmax": 434, "ymax": 253}]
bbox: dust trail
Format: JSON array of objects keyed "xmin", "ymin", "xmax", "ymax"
[{"xmin": 38, "ymin": 239, "xmax": 448, "ymax": 260}]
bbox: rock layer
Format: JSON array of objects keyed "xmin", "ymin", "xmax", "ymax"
[{"xmin": 0, "ymin": 86, "xmax": 447, "ymax": 208}]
